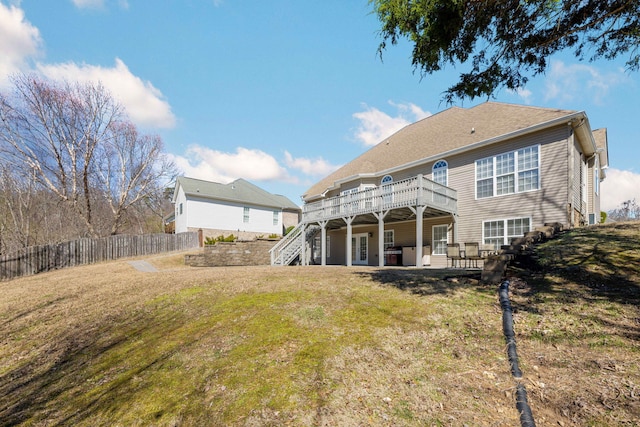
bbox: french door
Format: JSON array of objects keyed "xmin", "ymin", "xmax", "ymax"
[{"xmin": 351, "ymin": 233, "xmax": 368, "ymax": 265}]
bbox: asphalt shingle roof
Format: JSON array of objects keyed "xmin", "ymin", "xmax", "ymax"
[
  {"xmin": 175, "ymin": 177, "xmax": 300, "ymax": 210},
  {"xmin": 303, "ymin": 102, "xmax": 581, "ymax": 200}
]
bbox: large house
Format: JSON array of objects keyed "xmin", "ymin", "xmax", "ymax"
[
  {"xmin": 271, "ymin": 102, "xmax": 608, "ymax": 267},
  {"xmin": 172, "ymin": 177, "xmax": 301, "ymax": 240}
]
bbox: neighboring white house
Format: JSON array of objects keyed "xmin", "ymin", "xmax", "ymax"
[{"xmin": 172, "ymin": 176, "xmax": 301, "ymax": 240}]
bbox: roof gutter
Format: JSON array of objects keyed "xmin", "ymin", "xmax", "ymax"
[
  {"xmin": 307, "ymin": 111, "xmax": 593, "ymax": 202},
  {"xmin": 569, "ymin": 113, "xmax": 598, "ymax": 156}
]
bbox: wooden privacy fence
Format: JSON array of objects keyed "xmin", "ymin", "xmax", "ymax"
[{"xmin": 0, "ymin": 232, "xmax": 199, "ymax": 281}]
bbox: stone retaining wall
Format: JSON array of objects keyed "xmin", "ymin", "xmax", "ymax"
[
  {"xmin": 481, "ymin": 222, "xmax": 564, "ymax": 284},
  {"xmin": 185, "ymin": 239, "xmax": 278, "ymax": 267}
]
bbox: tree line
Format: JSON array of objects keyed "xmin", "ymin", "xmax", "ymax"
[{"xmin": 0, "ymin": 74, "xmax": 175, "ymax": 255}]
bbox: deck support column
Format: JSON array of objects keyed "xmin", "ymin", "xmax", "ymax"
[
  {"xmin": 373, "ymin": 210, "xmax": 389, "ymax": 267},
  {"xmin": 409, "ymin": 204, "xmax": 427, "ymax": 267},
  {"xmin": 416, "ymin": 206, "xmax": 426, "ymax": 267},
  {"xmin": 344, "ymin": 216, "xmax": 354, "ymax": 266},
  {"xmin": 300, "ymin": 223, "xmax": 307, "ymax": 265},
  {"xmin": 320, "ymin": 221, "xmax": 327, "ymax": 266}
]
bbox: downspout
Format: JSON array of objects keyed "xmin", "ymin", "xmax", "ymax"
[
  {"xmin": 567, "ymin": 124, "xmax": 575, "ymax": 228},
  {"xmin": 452, "ymin": 214, "xmax": 458, "ymax": 245},
  {"xmin": 499, "ymin": 281, "xmax": 536, "ymax": 427}
]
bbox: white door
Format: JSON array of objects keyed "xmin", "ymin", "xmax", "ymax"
[{"xmin": 351, "ymin": 233, "xmax": 368, "ymax": 265}]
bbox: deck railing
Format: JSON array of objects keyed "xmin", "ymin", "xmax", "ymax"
[
  {"xmin": 270, "ymin": 222, "xmax": 304, "ymax": 266},
  {"xmin": 302, "ymin": 175, "xmax": 457, "ymax": 223}
]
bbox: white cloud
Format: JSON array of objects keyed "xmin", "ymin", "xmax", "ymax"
[
  {"xmin": 169, "ymin": 145, "xmax": 294, "ymax": 184},
  {"xmin": 0, "ymin": 2, "xmax": 42, "ymax": 88},
  {"xmin": 353, "ymin": 101, "xmax": 431, "ymax": 146},
  {"xmin": 601, "ymin": 168, "xmax": 640, "ymax": 212},
  {"xmin": 507, "ymin": 87, "xmax": 533, "ymax": 104},
  {"xmin": 0, "ymin": 4, "xmax": 172, "ymax": 129},
  {"xmin": 544, "ymin": 60, "xmax": 627, "ymax": 104},
  {"xmin": 71, "ymin": 0, "xmax": 104, "ymax": 8},
  {"xmin": 283, "ymin": 151, "xmax": 340, "ymax": 177},
  {"xmin": 71, "ymin": 0, "xmax": 129, "ymax": 10},
  {"xmin": 37, "ymin": 58, "xmax": 176, "ymax": 129}
]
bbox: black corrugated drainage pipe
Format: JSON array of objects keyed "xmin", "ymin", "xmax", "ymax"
[{"xmin": 499, "ymin": 280, "xmax": 536, "ymax": 427}]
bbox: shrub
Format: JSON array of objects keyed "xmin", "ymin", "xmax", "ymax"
[{"xmin": 204, "ymin": 234, "xmax": 237, "ymax": 245}]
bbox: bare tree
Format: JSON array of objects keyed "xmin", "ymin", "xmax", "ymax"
[
  {"xmin": 0, "ymin": 166, "xmax": 33, "ymax": 252},
  {"xmin": 0, "ymin": 74, "xmax": 175, "ymax": 239},
  {"xmin": 0, "ymin": 166, "xmax": 85, "ymax": 254},
  {"xmin": 96, "ymin": 121, "xmax": 177, "ymax": 234},
  {"xmin": 609, "ymin": 199, "xmax": 640, "ymax": 221}
]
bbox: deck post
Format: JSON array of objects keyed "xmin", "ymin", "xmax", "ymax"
[
  {"xmin": 416, "ymin": 175, "xmax": 424, "ymax": 267},
  {"xmin": 300, "ymin": 223, "xmax": 307, "ymax": 265},
  {"xmin": 374, "ymin": 210, "xmax": 388, "ymax": 267},
  {"xmin": 345, "ymin": 216, "xmax": 354, "ymax": 266},
  {"xmin": 320, "ymin": 221, "xmax": 327, "ymax": 266},
  {"xmin": 416, "ymin": 205, "xmax": 426, "ymax": 267}
]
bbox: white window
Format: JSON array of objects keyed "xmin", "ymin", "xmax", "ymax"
[
  {"xmin": 476, "ymin": 145, "xmax": 539, "ymax": 199},
  {"xmin": 476, "ymin": 158, "xmax": 494, "ymax": 198},
  {"xmin": 432, "ymin": 225, "xmax": 448, "ymax": 255},
  {"xmin": 273, "ymin": 211, "xmax": 279, "ymax": 226},
  {"xmin": 383, "ymin": 230, "xmax": 394, "ymax": 249},
  {"xmin": 496, "ymin": 152, "xmax": 515, "ymax": 195},
  {"xmin": 483, "ymin": 217, "xmax": 531, "ymax": 250},
  {"xmin": 381, "ymin": 175, "xmax": 393, "ymax": 205},
  {"xmin": 341, "ymin": 188, "xmax": 359, "ymax": 212},
  {"xmin": 243, "ymin": 207, "xmax": 250, "ymax": 223},
  {"xmin": 518, "ymin": 146, "xmax": 539, "ymax": 192},
  {"xmin": 178, "ymin": 203, "xmax": 183, "ymax": 215},
  {"xmin": 432, "ymin": 160, "xmax": 448, "ymax": 186},
  {"xmin": 363, "ymin": 184, "xmax": 376, "ymax": 209},
  {"xmin": 313, "ymin": 235, "xmax": 330, "ymax": 259}
]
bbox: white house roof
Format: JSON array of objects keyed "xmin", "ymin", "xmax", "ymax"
[
  {"xmin": 303, "ymin": 102, "xmax": 599, "ymax": 201},
  {"xmin": 173, "ymin": 177, "xmax": 300, "ymax": 211}
]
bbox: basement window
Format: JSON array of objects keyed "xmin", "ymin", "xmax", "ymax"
[{"xmin": 483, "ymin": 217, "xmax": 531, "ymax": 250}]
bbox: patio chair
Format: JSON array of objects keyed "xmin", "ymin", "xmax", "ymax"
[
  {"xmin": 464, "ymin": 242, "xmax": 483, "ymax": 268},
  {"xmin": 480, "ymin": 243, "xmax": 497, "ymax": 257},
  {"xmin": 446, "ymin": 243, "xmax": 464, "ymax": 268}
]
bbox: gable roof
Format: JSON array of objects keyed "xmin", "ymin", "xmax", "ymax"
[
  {"xmin": 303, "ymin": 102, "xmax": 589, "ymax": 201},
  {"xmin": 173, "ymin": 176, "xmax": 300, "ymax": 211}
]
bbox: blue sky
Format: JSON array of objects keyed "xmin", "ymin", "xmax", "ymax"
[{"xmin": 1, "ymin": 0, "xmax": 639, "ymax": 211}]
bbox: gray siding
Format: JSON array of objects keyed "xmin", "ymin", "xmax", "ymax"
[{"xmin": 450, "ymin": 124, "xmax": 571, "ymax": 243}]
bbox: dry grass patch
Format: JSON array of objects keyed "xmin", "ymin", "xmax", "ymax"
[
  {"xmin": 2, "ymin": 222, "xmax": 639, "ymax": 426},
  {"xmin": 506, "ymin": 221, "xmax": 640, "ymax": 426}
]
